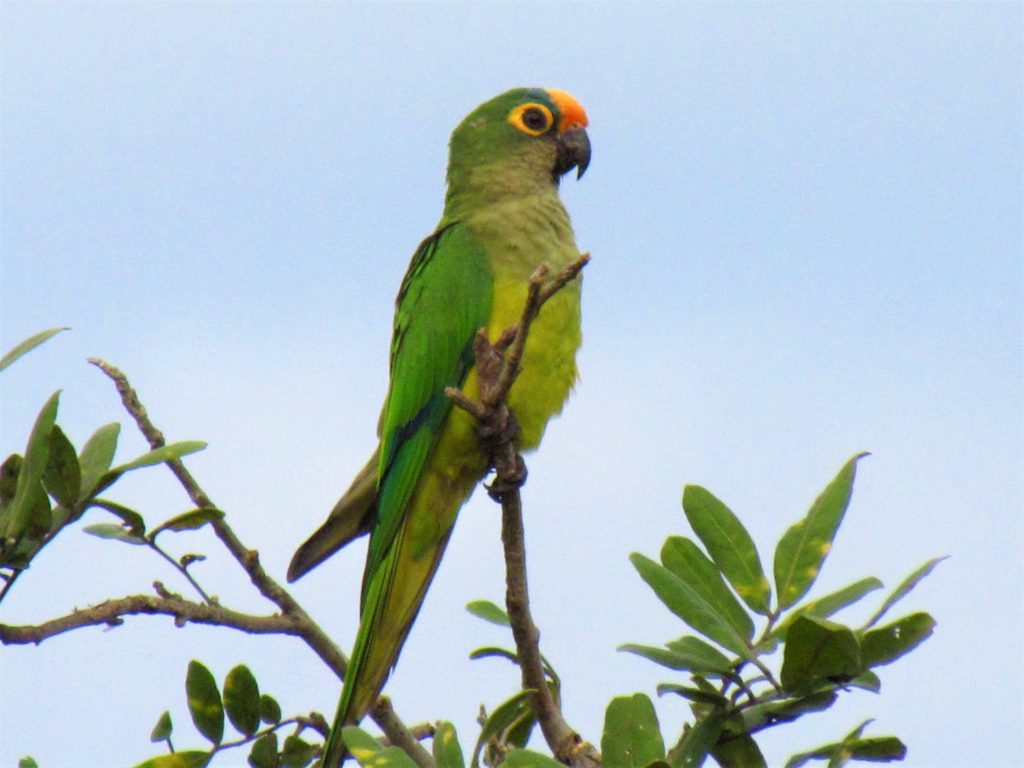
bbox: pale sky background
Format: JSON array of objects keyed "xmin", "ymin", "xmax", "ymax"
[{"xmin": 1, "ymin": 2, "xmax": 1021, "ymax": 767}]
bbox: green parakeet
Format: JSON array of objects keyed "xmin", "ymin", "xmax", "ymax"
[{"xmin": 287, "ymin": 87, "xmax": 591, "ymax": 766}]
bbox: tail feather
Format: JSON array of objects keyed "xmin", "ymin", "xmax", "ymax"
[
  {"xmin": 320, "ymin": 525, "xmax": 454, "ymax": 766},
  {"xmin": 288, "ymin": 450, "xmax": 379, "ymax": 582}
]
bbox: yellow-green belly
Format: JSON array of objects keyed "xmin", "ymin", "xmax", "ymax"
[{"xmin": 407, "ymin": 273, "xmax": 582, "ymax": 549}]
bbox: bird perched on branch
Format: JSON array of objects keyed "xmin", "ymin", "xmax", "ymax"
[{"xmin": 287, "ymin": 87, "xmax": 591, "ymax": 766}]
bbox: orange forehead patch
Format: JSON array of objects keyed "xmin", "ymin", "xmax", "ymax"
[{"xmin": 545, "ymin": 89, "xmax": 588, "ymax": 132}]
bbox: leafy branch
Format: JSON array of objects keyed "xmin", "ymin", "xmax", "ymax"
[
  {"xmin": 0, "ymin": 344, "xmax": 432, "ymax": 768},
  {"xmin": 616, "ymin": 456, "xmax": 942, "ymax": 767}
]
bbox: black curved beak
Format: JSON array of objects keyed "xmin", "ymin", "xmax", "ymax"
[{"xmin": 555, "ymin": 126, "xmax": 591, "ymax": 180}]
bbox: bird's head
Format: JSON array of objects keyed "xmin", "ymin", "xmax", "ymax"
[{"xmin": 445, "ymin": 88, "xmax": 590, "ymax": 205}]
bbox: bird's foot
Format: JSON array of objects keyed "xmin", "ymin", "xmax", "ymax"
[
  {"xmin": 487, "ymin": 454, "xmax": 528, "ymax": 502},
  {"xmin": 479, "ymin": 406, "xmax": 520, "ymax": 449}
]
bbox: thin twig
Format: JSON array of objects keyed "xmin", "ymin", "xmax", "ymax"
[
  {"xmin": 84, "ymin": 358, "xmax": 435, "ymax": 768},
  {"xmin": 0, "ymin": 570, "xmax": 20, "ymax": 604},
  {"xmin": 747, "ymin": 656, "xmax": 783, "ymax": 695},
  {"xmin": 147, "ymin": 539, "xmax": 213, "ymax": 603}
]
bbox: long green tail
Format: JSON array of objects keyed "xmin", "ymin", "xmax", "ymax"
[{"xmin": 320, "ymin": 525, "xmax": 453, "ymax": 766}]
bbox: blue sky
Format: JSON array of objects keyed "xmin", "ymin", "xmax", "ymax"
[{"xmin": 2, "ymin": 2, "xmax": 1021, "ymax": 766}]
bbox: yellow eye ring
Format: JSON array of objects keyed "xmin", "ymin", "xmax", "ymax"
[{"xmin": 508, "ymin": 103, "xmax": 554, "ymax": 137}]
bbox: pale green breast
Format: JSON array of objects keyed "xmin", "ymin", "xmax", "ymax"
[{"xmin": 465, "ymin": 192, "xmax": 583, "ymax": 450}]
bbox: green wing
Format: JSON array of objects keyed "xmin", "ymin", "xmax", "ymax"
[{"xmin": 361, "ymin": 222, "xmax": 493, "ymax": 605}]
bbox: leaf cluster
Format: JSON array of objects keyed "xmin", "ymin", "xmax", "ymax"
[
  {"xmin": 134, "ymin": 661, "xmax": 318, "ymax": 768},
  {"xmin": 618, "ymin": 454, "xmax": 941, "ymax": 767},
  {"xmin": 1, "ymin": 329, "xmax": 213, "ymax": 603}
]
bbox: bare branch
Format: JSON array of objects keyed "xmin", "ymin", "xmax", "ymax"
[
  {"xmin": 500, "ymin": 483, "xmax": 600, "ymax": 767},
  {"xmin": 88, "ymin": 358, "xmax": 302, "ymax": 614},
  {"xmin": 370, "ymin": 697, "xmax": 437, "ymax": 753},
  {"xmin": 0, "ymin": 586, "xmax": 297, "ymax": 644}
]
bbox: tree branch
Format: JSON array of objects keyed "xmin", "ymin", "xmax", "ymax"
[
  {"xmin": 0, "ymin": 584, "xmax": 297, "ymax": 644},
  {"xmin": 448, "ymin": 253, "xmax": 601, "ymax": 768},
  {"xmin": 83, "ymin": 359, "xmax": 435, "ymax": 768}
]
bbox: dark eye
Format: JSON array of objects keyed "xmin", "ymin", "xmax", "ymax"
[{"xmin": 522, "ymin": 107, "xmax": 549, "ymax": 132}]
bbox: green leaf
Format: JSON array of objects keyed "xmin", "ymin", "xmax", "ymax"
[
  {"xmin": 110, "ymin": 441, "xmax": 208, "ymax": 475},
  {"xmin": 742, "ymin": 690, "xmax": 837, "ymax": 733},
  {"xmin": 848, "ymin": 670, "xmax": 881, "ymax": 693},
  {"xmin": 433, "ymin": 721, "xmax": 466, "ymax": 768},
  {"xmin": 503, "ymin": 751, "xmax": 564, "ymax": 768},
  {"xmin": 1, "ymin": 472, "xmax": 51, "ymax": 568},
  {"xmin": 602, "ymin": 694, "xmax": 665, "ymax": 767},
  {"xmin": 19, "ymin": 483, "xmax": 52, "ymax": 541},
  {"xmin": 666, "ymin": 713, "xmax": 725, "ymax": 768},
  {"xmin": 132, "ymin": 753, "xmax": 210, "ymax": 768},
  {"xmin": 786, "ymin": 746, "xmax": 831, "ymax": 767},
  {"xmin": 0, "ymin": 327, "xmax": 69, "ymax": 372},
  {"xmin": 630, "ymin": 552, "xmax": 750, "ymax": 656},
  {"xmin": 89, "ymin": 499, "xmax": 146, "ymax": 536},
  {"xmin": 342, "ymin": 726, "xmax": 384, "ymax": 759},
  {"xmin": 787, "ymin": 741, "xmax": 839, "ymax": 766},
  {"xmin": 864, "ymin": 556, "xmax": 946, "ymax": 629},
  {"xmin": 683, "ymin": 485, "xmax": 771, "ymax": 614},
  {"xmin": 281, "ymin": 735, "xmax": 315, "ymax": 768},
  {"xmin": 466, "ymin": 599, "xmax": 510, "ymax": 626},
  {"xmin": 618, "ymin": 640, "xmax": 731, "ymax": 677},
  {"xmin": 846, "ymin": 737, "xmax": 906, "ymax": 761},
  {"xmin": 799, "ymin": 577, "xmax": 884, "ymax": 620},
  {"xmin": 655, "ymin": 684, "xmax": 727, "ymax": 706},
  {"xmin": 248, "ymin": 732, "xmax": 278, "ymax": 768},
  {"xmin": 665, "ymin": 636, "xmax": 734, "ymax": 669},
  {"xmin": 149, "ymin": 507, "xmax": 224, "ymax": 539},
  {"xmin": 94, "ymin": 441, "xmax": 207, "ymax": 496},
  {"xmin": 342, "ymin": 728, "xmax": 418, "ymax": 768},
  {"xmin": 3, "ymin": 391, "xmax": 60, "ymax": 541},
  {"xmin": 186, "ymin": 660, "xmax": 224, "ymax": 745},
  {"xmin": 42, "ymin": 425, "xmax": 80, "ymax": 508},
  {"xmin": 361, "ymin": 748, "xmax": 421, "ymax": 768},
  {"xmin": 468, "ymin": 646, "xmax": 519, "ymax": 664},
  {"xmin": 504, "ymin": 705, "xmax": 540, "ymax": 753},
  {"xmin": 829, "ymin": 721, "xmax": 873, "ymax": 768},
  {"xmin": 0, "ymin": 454, "xmax": 22, "ymax": 505},
  {"xmin": 660, "ymin": 537, "xmax": 754, "ymax": 642},
  {"xmin": 259, "ymin": 693, "xmax": 282, "ymax": 725},
  {"xmin": 150, "ymin": 710, "xmax": 173, "ymax": 742},
  {"xmin": 77, "ymin": 422, "xmax": 120, "ymax": 501},
  {"xmin": 860, "ymin": 612, "xmax": 935, "ymax": 668},
  {"xmin": 770, "ymin": 578, "xmax": 884, "ymax": 642},
  {"xmin": 774, "ymin": 454, "xmax": 868, "ymax": 609},
  {"xmin": 82, "ymin": 522, "xmax": 147, "ymax": 545},
  {"xmin": 471, "ymin": 690, "xmax": 535, "ymax": 768},
  {"xmin": 781, "ymin": 616, "xmax": 862, "ymax": 695},
  {"xmin": 19, "ymin": 758, "xmax": 40, "ymax": 768},
  {"xmin": 711, "ymin": 734, "xmax": 767, "ymax": 768},
  {"xmin": 223, "ymin": 665, "xmax": 261, "ymax": 737},
  {"xmin": 785, "ymin": 720, "xmax": 905, "ymax": 768}
]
